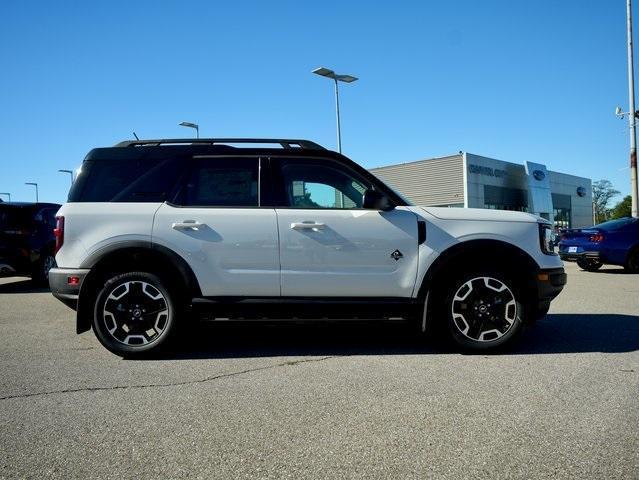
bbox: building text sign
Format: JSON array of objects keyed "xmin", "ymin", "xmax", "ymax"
[{"xmin": 468, "ymin": 164, "xmax": 508, "ymax": 178}]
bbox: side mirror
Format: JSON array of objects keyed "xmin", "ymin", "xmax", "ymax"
[{"xmin": 362, "ymin": 189, "xmax": 395, "ymax": 211}]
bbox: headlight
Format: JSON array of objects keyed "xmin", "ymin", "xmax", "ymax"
[{"xmin": 539, "ymin": 224, "xmax": 555, "ymax": 255}]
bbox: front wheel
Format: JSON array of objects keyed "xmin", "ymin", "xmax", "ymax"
[
  {"xmin": 576, "ymin": 258, "xmax": 603, "ymax": 272},
  {"xmin": 444, "ymin": 272, "xmax": 525, "ymax": 351},
  {"xmin": 93, "ymin": 272, "xmax": 178, "ymax": 357}
]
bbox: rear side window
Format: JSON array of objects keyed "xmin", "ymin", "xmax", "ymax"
[
  {"xmin": 71, "ymin": 157, "xmax": 184, "ymax": 202},
  {"xmin": 179, "ymin": 157, "xmax": 259, "ymax": 207},
  {"xmin": 0, "ymin": 206, "xmax": 29, "ymax": 228}
]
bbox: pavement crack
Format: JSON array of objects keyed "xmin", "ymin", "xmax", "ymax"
[{"xmin": 0, "ymin": 355, "xmax": 336, "ymax": 401}]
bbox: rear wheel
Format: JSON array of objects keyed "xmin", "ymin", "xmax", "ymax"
[
  {"xmin": 32, "ymin": 253, "xmax": 56, "ymax": 286},
  {"xmin": 576, "ymin": 258, "xmax": 603, "ymax": 272},
  {"xmin": 625, "ymin": 248, "xmax": 639, "ymax": 273},
  {"xmin": 443, "ymin": 272, "xmax": 525, "ymax": 350},
  {"xmin": 93, "ymin": 272, "xmax": 178, "ymax": 357}
]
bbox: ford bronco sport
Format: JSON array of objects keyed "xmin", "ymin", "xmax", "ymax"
[{"xmin": 49, "ymin": 138, "xmax": 566, "ymax": 356}]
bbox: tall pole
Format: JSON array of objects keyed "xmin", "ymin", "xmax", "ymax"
[
  {"xmin": 58, "ymin": 169, "xmax": 73, "ymax": 186},
  {"xmin": 627, "ymin": 0, "xmax": 639, "ymax": 217},
  {"xmin": 334, "ymin": 79, "xmax": 342, "ymax": 153},
  {"xmin": 25, "ymin": 183, "xmax": 38, "ymax": 202}
]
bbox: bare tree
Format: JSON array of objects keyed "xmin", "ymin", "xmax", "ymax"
[{"xmin": 592, "ymin": 180, "xmax": 620, "ymax": 224}]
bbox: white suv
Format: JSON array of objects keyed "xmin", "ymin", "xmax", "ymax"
[{"xmin": 49, "ymin": 138, "xmax": 566, "ymax": 356}]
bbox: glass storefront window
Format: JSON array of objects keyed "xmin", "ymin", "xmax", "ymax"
[{"xmin": 553, "ymin": 207, "xmax": 571, "ymax": 229}]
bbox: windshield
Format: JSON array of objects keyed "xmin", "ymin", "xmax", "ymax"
[{"xmin": 594, "ymin": 217, "xmax": 636, "ymax": 231}]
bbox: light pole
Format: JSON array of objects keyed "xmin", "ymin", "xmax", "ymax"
[
  {"xmin": 312, "ymin": 67, "xmax": 358, "ymax": 153},
  {"xmin": 0, "ymin": 192, "xmax": 10, "ymax": 202},
  {"xmin": 179, "ymin": 121, "xmax": 199, "ymax": 138},
  {"xmin": 626, "ymin": 0, "xmax": 639, "ymax": 217},
  {"xmin": 25, "ymin": 182, "xmax": 38, "ymax": 202},
  {"xmin": 58, "ymin": 169, "xmax": 74, "ymax": 185}
]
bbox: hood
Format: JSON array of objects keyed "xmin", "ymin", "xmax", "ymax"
[{"xmin": 418, "ymin": 206, "xmax": 545, "ymax": 223}]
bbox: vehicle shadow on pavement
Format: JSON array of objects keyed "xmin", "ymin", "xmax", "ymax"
[
  {"xmin": 513, "ymin": 313, "xmax": 639, "ymax": 354},
  {"xmin": 594, "ymin": 268, "xmax": 633, "ymax": 275},
  {"xmin": 0, "ymin": 278, "xmax": 48, "ymax": 294},
  {"xmin": 156, "ymin": 313, "xmax": 639, "ymax": 360}
]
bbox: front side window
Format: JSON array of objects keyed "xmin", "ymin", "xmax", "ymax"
[
  {"xmin": 279, "ymin": 160, "xmax": 371, "ymax": 209},
  {"xmin": 181, "ymin": 157, "xmax": 259, "ymax": 207}
]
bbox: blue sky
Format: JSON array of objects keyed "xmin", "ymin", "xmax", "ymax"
[{"xmin": 0, "ymin": 0, "xmax": 634, "ymax": 204}]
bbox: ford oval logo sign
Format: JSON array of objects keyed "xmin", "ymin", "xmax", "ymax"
[
  {"xmin": 577, "ymin": 186, "xmax": 586, "ymax": 197},
  {"xmin": 532, "ymin": 169, "xmax": 546, "ymax": 181}
]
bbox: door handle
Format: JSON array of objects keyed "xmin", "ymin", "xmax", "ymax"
[
  {"xmin": 291, "ymin": 222, "xmax": 325, "ymax": 232},
  {"xmin": 172, "ymin": 220, "xmax": 204, "ymax": 231}
]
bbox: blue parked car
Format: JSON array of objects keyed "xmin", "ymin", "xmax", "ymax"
[{"xmin": 559, "ymin": 217, "xmax": 639, "ymax": 272}]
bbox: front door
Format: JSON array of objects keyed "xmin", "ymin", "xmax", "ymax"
[
  {"xmin": 152, "ymin": 156, "xmax": 280, "ymax": 297},
  {"xmin": 273, "ymin": 158, "xmax": 419, "ymax": 297}
]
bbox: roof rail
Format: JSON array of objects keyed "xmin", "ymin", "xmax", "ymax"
[{"xmin": 114, "ymin": 138, "xmax": 325, "ymax": 150}]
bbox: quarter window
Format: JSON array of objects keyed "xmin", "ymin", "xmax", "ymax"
[{"xmin": 77, "ymin": 157, "xmax": 185, "ymax": 202}]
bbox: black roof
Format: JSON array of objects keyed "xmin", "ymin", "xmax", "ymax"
[
  {"xmin": 0, "ymin": 202, "xmax": 61, "ymax": 208},
  {"xmin": 73, "ymin": 137, "xmax": 410, "ymax": 207},
  {"xmin": 84, "ymin": 138, "xmax": 344, "ymax": 163}
]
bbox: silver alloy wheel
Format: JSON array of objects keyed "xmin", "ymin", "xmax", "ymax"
[
  {"xmin": 102, "ymin": 281, "xmax": 170, "ymax": 347},
  {"xmin": 451, "ymin": 276, "xmax": 517, "ymax": 342},
  {"xmin": 42, "ymin": 256, "xmax": 56, "ymax": 280}
]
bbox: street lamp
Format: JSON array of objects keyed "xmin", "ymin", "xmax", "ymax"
[
  {"xmin": 312, "ymin": 66, "xmax": 358, "ymax": 153},
  {"xmin": 0, "ymin": 192, "xmax": 10, "ymax": 202},
  {"xmin": 179, "ymin": 121, "xmax": 199, "ymax": 138},
  {"xmin": 25, "ymin": 182, "xmax": 38, "ymax": 202},
  {"xmin": 58, "ymin": 169, "xmax": 74, "ymax": 185},
  {"xmin": 622, "ymin": 0, "xmax": 639, "ymax": 217}
]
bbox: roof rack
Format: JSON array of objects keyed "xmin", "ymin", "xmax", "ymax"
[{"xmin": 114, "ymin": 138, "xmax": 325, "ymax": 150}]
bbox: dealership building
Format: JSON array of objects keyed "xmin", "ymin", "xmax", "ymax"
[{"xmin": 370, "ymin": 152, "xmax": 593, "ymax": 229}]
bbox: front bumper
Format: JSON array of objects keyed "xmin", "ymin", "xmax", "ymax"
[
  {"xmin": 559, "ymin": 251, "xmax": 600, "ymax": 262},
  {"xmin": 535, "ymin": 267, "xmax": 566, "ymax": 309},
  {"xmin": 49, "ymin": 267, "xmax": 90, "ymax": 310}
]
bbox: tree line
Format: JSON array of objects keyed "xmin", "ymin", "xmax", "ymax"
[{"xmin": 592, "ymin": 179, "xmax": 631, "ymax": 223}]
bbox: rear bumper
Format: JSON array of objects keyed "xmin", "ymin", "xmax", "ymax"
[
  {"xmin": 49, "ymin": 267, "xmax": 90, "ymax": 310},
  {"xmin": 535, "ymin": 267, "xmax": 566, "ymax": 309},
  {"xmin": 559, "ymin": 251, "xmax": 600, "ymax": 262}
]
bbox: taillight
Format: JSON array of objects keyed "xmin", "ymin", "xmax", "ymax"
[
  {"xmin": 54, "ymin": 216, "xmax": 64, "ymax": 253},
  {"xmin": 589, "ymin": 233, "xmax": 604, "ymax": 243}
]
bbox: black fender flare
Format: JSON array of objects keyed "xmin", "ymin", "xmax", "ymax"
[{"xmin": 76, "ymin": 241, "xmax": 201, "ymax": 333}]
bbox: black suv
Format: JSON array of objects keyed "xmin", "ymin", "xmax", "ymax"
[{"xmin": 0, "ymin": 201, "xmax": 61, "ymax": 284}]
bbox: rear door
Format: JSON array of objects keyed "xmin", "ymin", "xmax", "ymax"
[
  {"xmin": 152, "ymin": 156, "xmax": 280, "ymax": 297},
  {"xmin": 272, "ymin": 157, "xmax": 419, "ymax": 297}
]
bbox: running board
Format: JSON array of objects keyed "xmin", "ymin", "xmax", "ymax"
[{"xmin": 191, "ymin": 297, "xmax": 419, "ymax": 321}]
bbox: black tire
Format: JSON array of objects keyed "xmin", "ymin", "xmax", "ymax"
[
  {"xmin": 576, "ymin": 258, "xmax": 603, "ymax": 272},
  {"xmin": 32, "ymin": 253, "xmax": 56, "ymax": 286},
  {"xmin": 624, "ymin": 248, "xmax": 639, "ymax": 273},
  {"xmin": 93, "ymin": 272, "xmax": 179, "ymax": 357},
  {"xmin": 442, "ymin": 271, "xmax": 525, "ymax": 351}
]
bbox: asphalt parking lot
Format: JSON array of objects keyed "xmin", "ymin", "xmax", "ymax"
[{"xmin": 0, "ymin": 262, "xmax": 637, "ymax": 479}]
